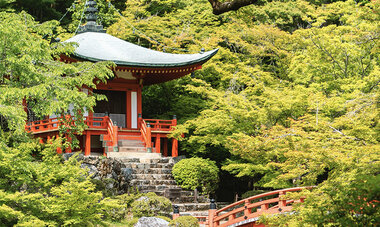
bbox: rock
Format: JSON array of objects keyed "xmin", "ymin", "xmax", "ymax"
[
  {"xmin": 136, "ymin": 196, "xmax": 149, "ymax": 202},
  {"xmin": 83, "ymin": 156, "xmax": 98, "ymax": 165},
  {"xmin": 106, "ymin": 182, "xmax": 114, "ymax": 190},
  {"xmin": 62, "ymin": 153, "xmax": 74, "ymax": 161},
  {"xmin": 121, "ymin": 168, "xmax": 133, "ymax": 182},
  {"xmin": 134, "ymin": 217, "xmax": 169, "ymax": 227},
  {"xmin": 81, "ymin": 163, "xmax": 98, "ymax": 176}
]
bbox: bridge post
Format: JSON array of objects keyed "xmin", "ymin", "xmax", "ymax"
[
  {"xmin": 172, "ymin": 205, "xmax": 180, "ymax": 220},
  {"xmin": 279, "ymin": 191, "xmax": 286, "ymax": 208},
  {"xmin": 208, "ymin": 199, "xmax": 217, "ymax": 227},
  {"xmin": 244, "ymin": 199, "xmax": 251, "ymax": 218}
]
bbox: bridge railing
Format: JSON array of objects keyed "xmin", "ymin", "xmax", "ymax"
[{"xmin": 209, "ymin": 187, "xmax": 314, "ymax": 227}]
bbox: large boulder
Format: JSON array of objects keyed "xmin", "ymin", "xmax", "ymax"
[{"xmin": 135, "ymin": 217, "xmax": 169, "ymax": 227}]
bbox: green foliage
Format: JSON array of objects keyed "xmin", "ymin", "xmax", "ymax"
[
  {"xmin": 0, "ymin": 0, "xmax": 378, "ymax": 225},
  {"xmin": 0, "ymin": 11, "xmax": 113, "ymax": 138},
  {"xmin": 0, "ymin": 145, "xmax": 110, "ymax": 226},
  {"xmin": 0, "ymin": 10, "xmax": 116, "ymax": 226},
  {"xmin": 108, "ymin": 0, "xmax": 379, "ymax": 225},
  {"xmin": 131, "ymin": 192, "xmax": 172, "ymax": 218},
  {"xmin": 241, "ymin": 189, "xmax": 268, "ymax": 199},
  {"xmin": 170, "ymin": 216, "xmax": 199, "ymax": 227},
  {"xmin": 172, "ymin": 158, "xmax": 219, "ymax": 195},
  {"xmin": 68, "ymin": 0, "xmax": 119, "ymax": 33},
  {"xmin": 101, "ymin": 193, "xmax": 142, "ymax": 222},
  {"xmin": 122, "ymin": 217, "xmax": 139, "ymax": 227}
]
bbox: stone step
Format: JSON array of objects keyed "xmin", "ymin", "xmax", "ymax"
[
  {"xmin": 118, "ymin": 140, "xmax": 144, "ymax": 146},
  {"xmin": 125, "ymin": 163, "xmax": 168, "ymax": 169},
  {"xmin": 132, "ymin": 173, "xmax": 174, "ymax": 180},
  {"xmin": 123, "ymin": 162, "xmax": 174, "ymax": 169},
  {"xmin": 107, "ymin": 152, "xmax": 161, "ymax": 159},
  {"xmin": 119, "ymin": 147, "xmax": 147, "ymax": 152},
  {"xmin": 133, "ymin": 168, "xmax": 172, "ymax": 174},
  {"xmin": 178, "ymin": 196, "xmax": 209, "ymax": 203},
  {"xmin": 116, "ymin": 157, "xmax": 181, "ymax": 164},
  {"xmin": 118, "ymin": 135, "xmax": 141, "ymax": 140},
  {"xmin": 130, "ymin": 179, "xmax": 178, "ymax": 186},
  {"xmin": 137, "ymin": 185, "xmax": 182, "ymax": 191},
  {"xmin": 175, "ymin": 203, "xmax": 210, "ymax": 212},
  {"xmin": 179, "ymin": 211, "xmax": 209, "ymax": 217},
  {"xmin": 117, "ymin": 158, "xmax": 140, "ymax": 163}
]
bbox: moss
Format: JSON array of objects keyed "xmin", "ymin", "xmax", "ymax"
[
  {"xmin": 123, "ymin": 217, "xmax": 139, "ymax": 227},
  {"xmin": 169, "ymin": 216, "xmax": 199, "ymax": 227}
]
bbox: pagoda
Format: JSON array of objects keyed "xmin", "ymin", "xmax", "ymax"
[{"xmin": 25, "ymin": 0, "xmax": 218, "ymax": 158}]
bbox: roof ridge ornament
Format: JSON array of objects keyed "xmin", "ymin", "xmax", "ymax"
[{"xmin": 78, "ymin": 0, "xmax": 106, "ymax": 34}]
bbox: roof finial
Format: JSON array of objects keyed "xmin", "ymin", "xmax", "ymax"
[{"xmin": 78, "ymin": 0, "xmax": 106, "ymax": 34}]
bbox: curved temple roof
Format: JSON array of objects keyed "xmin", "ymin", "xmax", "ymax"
[{"xmin": 64, "ymin": 32, "xmax": 218, "ymax": 68}]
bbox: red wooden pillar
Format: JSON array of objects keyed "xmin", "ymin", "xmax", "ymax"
[
  {"xmin": 137, "ymin": 86, "xmax": 142, "ymax": 119},
  {"xmin": 85, "ymin": 131, "xmax": 91, "ymax": 156},
  {"xmin": 171, "ymin": 115, "xmax": 178, "ymax": 157},
  {"xmin": 138, "ymin": 113, "xmax": 142, "ymax": 129},
  {"xmin": 163, "ymin": 138, "xmax": 168, "ymax": 157},
  {"xmin": 172, "ymin": 138, "xmax": 178, "ymax": 157},
  {"xmin": 146, "ymin": 123, "xmax": 152, "ymax": 153},
  {"xmin": 155, "ymin": 135, "xmax": 161, "ymax": 154}
]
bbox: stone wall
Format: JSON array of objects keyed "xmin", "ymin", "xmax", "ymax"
[
  {"xmin": 63, "ymin": 154, "xmax": 132, "ymax": 195},
  {"xmin": 81, "ymin": 156, "xmax": 132, "ymax": 195}
]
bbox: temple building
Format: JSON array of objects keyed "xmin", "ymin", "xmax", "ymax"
[{"xmin": 25, "ymin": 0, "xmax": 217, "ymax": 158}]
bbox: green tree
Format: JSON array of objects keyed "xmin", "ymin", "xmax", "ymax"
[
  {"xmin": 0, "ymin": 11, "xmax": 116, "ymax": 226},
  {"xmin": 110, "ymin": 0, "xmax": 379, "ymax": 225}
]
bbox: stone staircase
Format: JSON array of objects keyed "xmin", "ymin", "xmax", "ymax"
[
  {"xmin": 118, "ymin": 137, "xmax": 147, "ymax": 153},
  {"xmin": 108, "ymin": 137, "xmax": 161, "ymax": 159},
  {"xmin": 118, "ymin": 157, "xmax": 210, "ymax": 213}
]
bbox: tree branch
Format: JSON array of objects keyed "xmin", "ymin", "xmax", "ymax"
[{"xmin": 208, "ymin": 0, "xmax": 258, "ymax": 15}]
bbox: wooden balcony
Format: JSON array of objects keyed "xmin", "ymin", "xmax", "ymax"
[{"xmin": 25, "ymin": 115, "xmax": 179, "ymax": 157}]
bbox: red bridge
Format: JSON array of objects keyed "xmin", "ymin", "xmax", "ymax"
[{"xmin": 173, "ymin": 187, "xmax": 313, "ymax": 227}]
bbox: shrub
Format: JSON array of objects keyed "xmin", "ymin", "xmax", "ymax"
[
  {"xmin": 172, "ymin": 158, "xmax": 219, "ymax": 195},
  {"xmin": 131, "ymin": 192, "xmax": 172, "ymax": 217},
  {"xmin": 170, "ymin": 216, "xmax": 199, "ymax": 227},
  {"xmin": 101, "ymin": 193, "xmax": 142, "ymax": 221}
]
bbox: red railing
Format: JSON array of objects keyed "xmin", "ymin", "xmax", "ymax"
[
  {"xmin": 25, "ymin": 118, "xmax": 60, "ymax": 133},
  {"xmin": 105, "ymin": 116, "xmax": 118, "ymax": 147},
  {"xmin": 26, "ymin": 115, "xmax": 177, "ymax": 155},
  {"xmin": 84, "ymin": 116, "xmax": 108, "ymax": 129},
  {"xmin": 208, "ymin": 187, "xmax": 314, "ymax": 227},
  {"xmin": 140, "ymin": 119, "xmax": 152, "ymax": 151},
  {"xmin": 144, "ymin": 119, "xmax": 176, "ymax": 131},
  {"xmin": 26, "ymin": 116, "xmax": 109, "ymax": 133}
]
